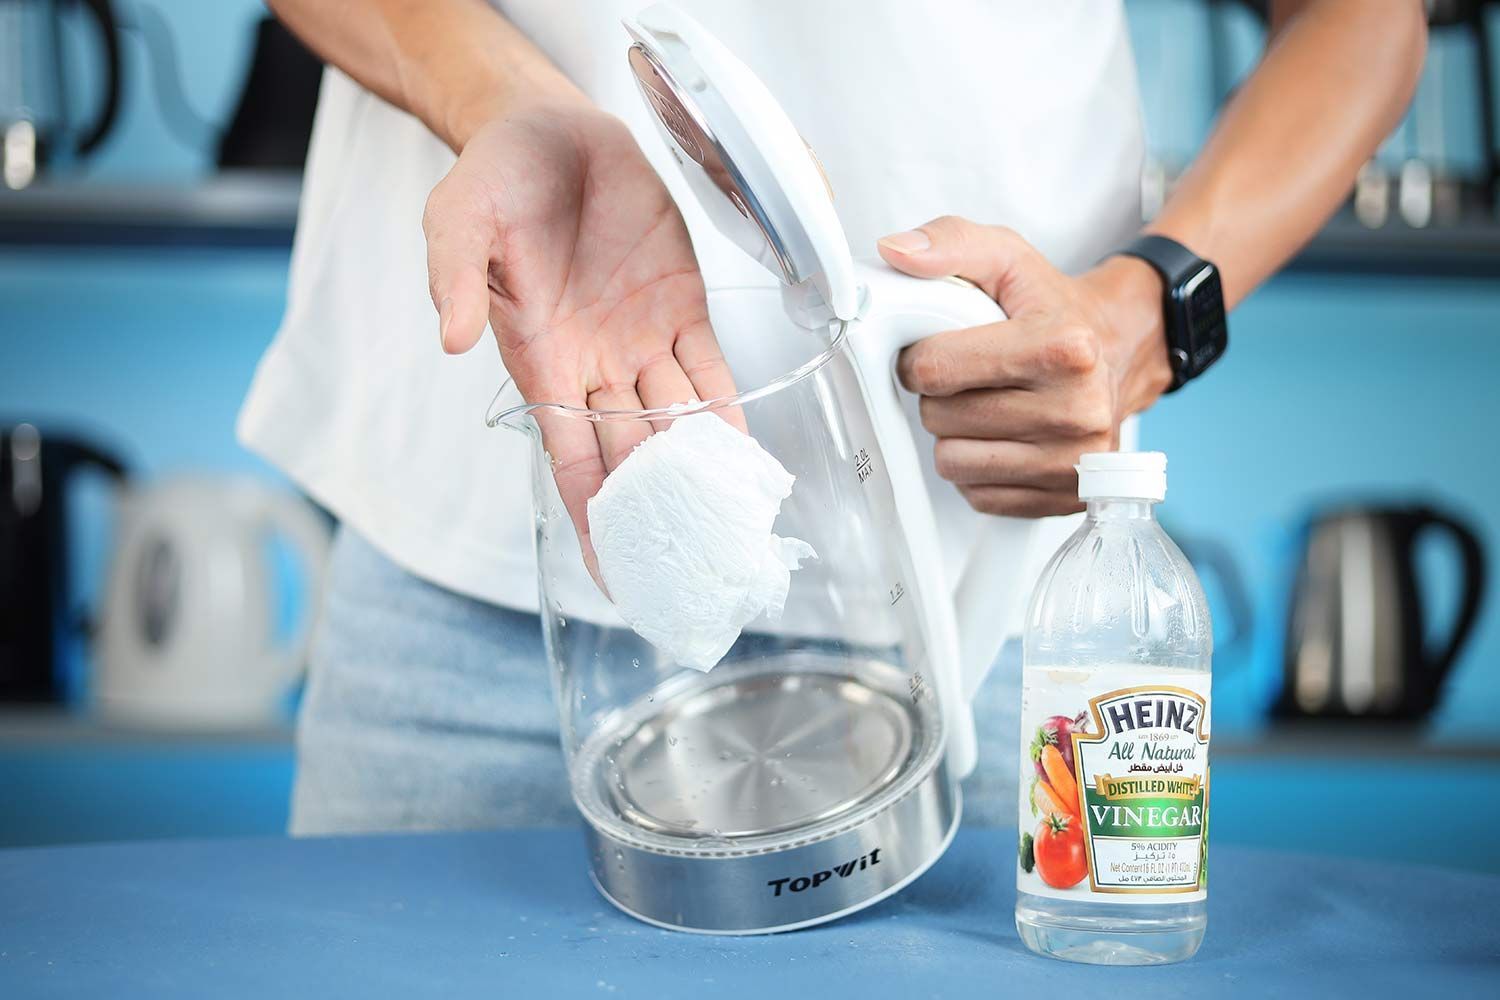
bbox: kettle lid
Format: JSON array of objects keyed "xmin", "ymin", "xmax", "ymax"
[{"xmin": 624, "ymin": 4, "xmax": 859, "ymax": 322}]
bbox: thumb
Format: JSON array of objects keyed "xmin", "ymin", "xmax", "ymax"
[
  {"xmin": 877, "ymin": 215, "xmax": 1043, "ymax": 312},
  {"xmin": 423, "ymin": 178, "xmax": 494, "ymax": 355}
]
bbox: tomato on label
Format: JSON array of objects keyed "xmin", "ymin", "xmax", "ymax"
[{"xmin": 1033, "ymin": 812, "xmax": 1088, "ymax": 889}]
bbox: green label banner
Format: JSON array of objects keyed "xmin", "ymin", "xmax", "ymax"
[{"xmin": 1083, "ymin": 789, "xmax": 1205, "ymax": 839}]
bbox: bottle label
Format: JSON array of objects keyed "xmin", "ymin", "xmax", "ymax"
[{"xmin": 1017, "ymin": 667, "xmax": 1210, "ymax": 904}]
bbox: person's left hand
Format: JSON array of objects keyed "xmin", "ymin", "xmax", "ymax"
[{"xmin": 877, "ymin": 217, "xmax": 1176, "ymax": 517}]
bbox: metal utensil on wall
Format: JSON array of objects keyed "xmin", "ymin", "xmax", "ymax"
[{"xmin": 1276, "ymin": 504, "xmax": 1487, "ymax": 722}]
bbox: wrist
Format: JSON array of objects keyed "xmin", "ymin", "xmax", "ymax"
[
  {"xmin": 441, "ymin": 68, "xmax": 590, "ymax": 151},
  {"xmin": 1080, "ymin": 255, "xmax": 1174, "ymax": 414}
]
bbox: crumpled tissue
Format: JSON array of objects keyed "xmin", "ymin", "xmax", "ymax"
[{"xmin": 587, "ymin": 413, "xmax": 816, "ymax": 671}]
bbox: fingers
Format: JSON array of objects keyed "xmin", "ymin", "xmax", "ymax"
[
  {"xmin": 635, "ymin": 353, "xmax": 700, "ymax": 433},
  {"xmin": 927, "ymin": 427, "xmax": 1117, "ymax": 519},
  {"xmin": 919, "ymin": 386, "xmax": 1114, "ymax": 442},
  {"xmin": 672, "ymin": 318, "xmax": 747, "ymax": 433},
  {"xmin": 532, "ymin": 404, "xmax": 609, "ymax": 588},
  {"xmin": 585, "ymin": 382, "xmax": 653, "ymax": 473},
  {"xmin": 956, "ymin": 484, "xmax": 1085, "ymax": 519},
  {"xmin": 897, "ymin": 319, "xmax": 1100, "ymax": 397},
  {"xmin": 424, "ymin": 174, "xmax": 495, "ymax": 355},
  {"xmin": 932, "ymin": 438, "xmax": 1097, "ymax": 491},
  {"xmin": 877, "ymin": 216, "xmax": 1055, "ymax": 313}
]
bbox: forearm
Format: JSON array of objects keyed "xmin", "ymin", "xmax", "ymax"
[
  {"xmin": 1147, "ymin": 0, "xmax": 1427, "ymax": 307},
  {"xmin": 267, "ymin": 0, "xmax": 584, "ymax": 150}
]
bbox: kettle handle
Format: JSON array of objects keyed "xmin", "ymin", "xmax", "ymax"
[
  {"xmin": 72, "ymin": 0, "xmax": 125, "ymax": 156},
  {"xmin": 252, "ymin": 490, "xmax": 332, "ymax": 689},
  {"xmin": 1175, "ymin": 532, "xmax": 1255, "ymax": 658},
  {"xmin": 845, "ymin": 260, "xmax": 1011, "ymax": 779},
  {"xmin": 1405, "ymin": 506, "xmax": 1487, "ymax": 705},
  {"xmin": 56, "ymin": 438, "xmax": 128, "ymax": 482}
]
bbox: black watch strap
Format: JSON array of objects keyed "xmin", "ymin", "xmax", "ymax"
[
  {"xmin": 1121, "ymin": 235, "xmax": 1202, "ymax": 287},
  {"xmin": 1116, "ymin": 234, "xmax": 1227, "ymax": 393}
]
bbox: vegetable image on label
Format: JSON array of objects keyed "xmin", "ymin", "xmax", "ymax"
[
  {"xmin": 1033, "ymin": 813, "xmax": 1087, "ymax": 889},
  {"xmin": 1028, "ymin": 713, "xmax": 1084, "ymax": 820}
]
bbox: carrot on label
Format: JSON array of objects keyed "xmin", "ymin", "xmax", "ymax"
[
  {"xmin": 1037, "ymin": 777, "xmax": 1075, "ymax": 818},
  {"xmin": 1041, "ymin": 745, "xmax": 1081, "ymax": 814}
]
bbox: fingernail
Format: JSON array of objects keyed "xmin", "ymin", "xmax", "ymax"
[
  {"xmin": 438, "ymin": 296, "xmax": 453, "ymax": 352},
  {"xmin": 878, "ymin": 230, "xmax": 931, "ymax": 254}
]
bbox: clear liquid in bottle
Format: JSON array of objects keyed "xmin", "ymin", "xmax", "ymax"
[{"xmin": 1015, "ymin": 452, "xmax": 1211, "ymax": 965}]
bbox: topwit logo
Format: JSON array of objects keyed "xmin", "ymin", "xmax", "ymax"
[{"xmin": 766, "ymin": 848, "xmax": 881, "ymax": 897}]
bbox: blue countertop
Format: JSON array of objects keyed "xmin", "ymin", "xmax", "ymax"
[{"xmin": 2, "ymin": 828, "xmax": 1495, "ymax": 998}]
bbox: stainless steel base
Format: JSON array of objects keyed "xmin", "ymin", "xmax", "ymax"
[
  {"xmin": 570, "ymin": 652, "xmax": 959, "ymax": 933},
  {"xmin": 584, "ymin": 757, "xmax": 958, "ymax": 934}
]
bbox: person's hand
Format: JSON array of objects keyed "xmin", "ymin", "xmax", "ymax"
[
  {"xmin": 424, "ymin": 98, "xmax": 741, "ymax": 572},
  {"xmin": 877, "ymin": 217, "xmax": 1174, "ymax": 517}
]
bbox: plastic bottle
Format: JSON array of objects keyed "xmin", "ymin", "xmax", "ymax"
[{"xmin": 1014, "ymin": 452, "xmax": 1211, "ymax": 965}]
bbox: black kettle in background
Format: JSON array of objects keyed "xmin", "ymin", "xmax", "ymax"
[
  {"xmin": 0, "ymin": 0, "xmax": 124, "ymax": 188},
  {"xmin": 0, "ymin": 424, "xmax": 126, "ymax": 702},
  {"xmin": 1276, "ymin": 504, "xmax": 1487, "ymax": 723}
]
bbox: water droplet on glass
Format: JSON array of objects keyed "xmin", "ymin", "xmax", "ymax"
[
  {"xmin": 558, "ymin": 616, "xmax": 567, "ymax": 627},
  {"xmin": 647, "ymin": 695, "xmax": 654, "ymax": 703},
  {"xmin": 718, "ymin": 751, "xmax": 732, "ymax": 761},
  {"xmin": 667, "ymin": 736, "xmax": 678, "ymax": 747},
  {"xmin": 631, "ymin": 658, "xmax": 640, "ymax": 669}
]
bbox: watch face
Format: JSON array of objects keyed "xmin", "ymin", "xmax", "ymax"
[
  {"xmin": 1183, "ymin": 266, "xmax": 1222, "ymax": 328},
  {"xmin": 1173, "ymin": 265, "xmax": 1227, "ymax": 379},
  {"xmin": 1182, "ymin": 269, "xmax": 1230, "ymax": 367}
]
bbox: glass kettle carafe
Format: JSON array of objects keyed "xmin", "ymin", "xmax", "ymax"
[
  {"xmin": 486, "ymin": 5, "xmax": 1029, "ymax": 933},
  {"xmin": 492, "ymin": 277, "xmax": 1023, "ymax": 933}
]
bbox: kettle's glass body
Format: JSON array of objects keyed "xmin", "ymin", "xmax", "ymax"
[{"xmin": 492, "ymin": 288, "xmax": 960, "ymax": 933}]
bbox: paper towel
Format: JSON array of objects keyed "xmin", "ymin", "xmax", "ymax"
[{"xmin": 587, "ymin": 413, "xmax": 816, "ymax": 671}]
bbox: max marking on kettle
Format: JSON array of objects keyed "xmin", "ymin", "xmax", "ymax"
[{"xmin": 767, "ymin": 849, "xmax": 882, "ymax": 896}]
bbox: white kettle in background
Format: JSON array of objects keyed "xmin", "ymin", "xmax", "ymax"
[{"xmin": 94, "ymin": 476, "xmax": 331, "ymax": 729}]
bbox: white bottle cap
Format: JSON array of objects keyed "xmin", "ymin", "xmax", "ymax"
[{"xmin": 1076, "ymin": 451, "xmax": 1167, "ymax": 502}]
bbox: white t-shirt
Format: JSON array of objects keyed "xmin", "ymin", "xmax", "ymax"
[{"xmin": 238, "ymin": 0, "xmax": 1145, "ymax": 629}]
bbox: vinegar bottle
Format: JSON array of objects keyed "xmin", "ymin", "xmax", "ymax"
[{"xmin": 1014, "ymin": 452, "xmax": 1211, "ymax": 965}]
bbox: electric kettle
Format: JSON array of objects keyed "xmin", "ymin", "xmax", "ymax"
[
  {"xmin": 0, "ymin": 0, "xmax": 123, "ymax": 188},
  {"xmin": 489, "ymin": 5, "xmax": 1037, "ymax": 933},
  {"xmin": 94, "ymin": 476, "xmax": 331, "ymax": 729},
  {"xmin": 1275, "ymin": 503, "xmax": 1485, "ymax": 722},
  {"xmin": 1, "ymin": 423, "xmax": 126, "ymax": 702}
]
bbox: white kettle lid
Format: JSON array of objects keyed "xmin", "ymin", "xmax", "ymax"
[{"xmin": 624, "ymin": 3, "xmax": 860, "ymax": 322}]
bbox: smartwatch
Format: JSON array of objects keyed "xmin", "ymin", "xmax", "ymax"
[{"xmin": 1115, "ymin": 235, "xmax": 1228, "ymax": 393}]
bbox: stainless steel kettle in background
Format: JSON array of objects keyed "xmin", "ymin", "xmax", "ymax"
[
  {"xmin": 1277, "ymin": 504, "xmax": 1486, "ymax": 722},
  {"xmin": 94, "ymin": 476, "xmax": 330, "ymax": 730}
]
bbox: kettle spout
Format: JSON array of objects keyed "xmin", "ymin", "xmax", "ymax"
[{"xmin": 486, "ymin": 379, "xmax": 541, "ymax": 438}]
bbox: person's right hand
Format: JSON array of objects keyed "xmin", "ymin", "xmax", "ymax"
[{"xmin": 424, "ymin": 98, "xmax": 741, "ymax": 576}]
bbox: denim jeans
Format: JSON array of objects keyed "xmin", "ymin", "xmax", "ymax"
[{"xmin": 290, "ymin": 527, "xmax": 1020, "ymax": 835}]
